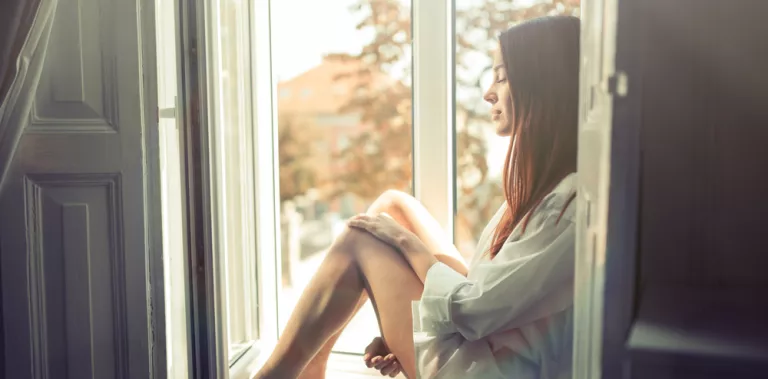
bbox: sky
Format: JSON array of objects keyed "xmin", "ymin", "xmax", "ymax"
[
  {"xmin": 270, "ymin": 0, "xmax": 372, "ymax": 81},
  {"xmin": 270, "ymin": 0, "xmax": 544, "ymax": 80},
  {"xmin": 270, "ymin": 0, "xmax": 509, "ymax": 175}
]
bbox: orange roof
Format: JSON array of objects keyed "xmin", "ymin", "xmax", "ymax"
[{"xmin": 276, "ymin": 56, "xmax": 393, "ymax": 114}]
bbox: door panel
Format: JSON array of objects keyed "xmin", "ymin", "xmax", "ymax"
[
  {"xmin": 0, "ymin": 0, "xmax": 159, "ymax": 377},
  {"xmin": 26, "ymin": 174, "xmax": 125, "ymax": 379}
]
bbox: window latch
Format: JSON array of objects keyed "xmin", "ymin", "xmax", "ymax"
[
  {"xmin": 159, "ymin": 107, "xmax": 176, "ymax": 119},
  {"xmin": 601, "ymin": 71, "xmax": 629, "ymax": 98}
]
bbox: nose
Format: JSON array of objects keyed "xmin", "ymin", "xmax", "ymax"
[{"xmin": 484, "ymin": 87, "xmax": 497, "ymax": 105}]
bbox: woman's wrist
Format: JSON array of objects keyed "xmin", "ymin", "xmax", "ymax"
[
  {"xmin": 395, "ymin": 231, "xmax": 421, "ymax": 253},
  {"xmin": 396, "ymin": 233, "xmax": 438, "ymax": 282}
]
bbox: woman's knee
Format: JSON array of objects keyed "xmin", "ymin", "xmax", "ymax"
[
  {"xmin": 331, "ymin": 226, "xmax": 393, "ymax": 259},
  {"xmin": 367, "ymin": 191, "xmax": 397, "ymax": 214},
  {"xmin": 331, "ymin": 227, "xmax": 369, "ymax": 254},
  {"xmin": 370, "ymin": 189, "xmax": 414, "ymax": 212}
]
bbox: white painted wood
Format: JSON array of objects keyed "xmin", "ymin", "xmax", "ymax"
[
  {"xmin": 154, "ymin": 0, "xmax": 191, "ymax": 377},
  {"xmin": 572, "ymin": 0, "xmax": 619, "ymax": 377},
  {"xmin": 0, "ymin": 0, "xmax": 162, "ymax": 377},
  {"xmin": 412, "ymin": 0, "xmax": 455, "ymax": 236},
  {"xmin": 251, "ymin": 0, "xmax": 280, "ymax": 346}
]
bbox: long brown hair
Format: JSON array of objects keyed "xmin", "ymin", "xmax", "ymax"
[{"xmin": 488, "ymin": 16, "xmax": 580, "ymax": 258}]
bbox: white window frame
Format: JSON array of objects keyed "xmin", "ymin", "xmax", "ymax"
[
  {"xmin": 412, "ymin": 0, "xmax": 456, "ymax": 237},
  {"xmin": 204, "ymin": 0, "xmax": 265, "ymax": 372},
  {"xmin": 249, "ymin": 0, "xmax": 280, "ymax": 351},
  {"xmin": 185, "ymin": 0, "xmax": 456, "ymax": 376},
  {"xmin": 245, "ymin": 0, "xmax": 456, "ymax": 337}
]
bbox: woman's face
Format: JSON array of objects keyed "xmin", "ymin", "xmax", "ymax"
[{"xmin": 484, "ymin": 47, "xmax": 514, "ymax": 137}]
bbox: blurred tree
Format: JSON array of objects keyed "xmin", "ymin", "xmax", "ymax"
[
  {"xmin": 329, "ymin": 0, "xmax": 580, "ymax": 242},
  {"xmin": 277, "ymin": 114, "xmax": 321, "ymax": 203}
]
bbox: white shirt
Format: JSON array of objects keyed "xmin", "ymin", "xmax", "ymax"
[{"xmin": 411, "ymin": 173, "xmax": 577, "ymax": 379}]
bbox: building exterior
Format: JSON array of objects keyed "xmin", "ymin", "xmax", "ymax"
[
  {"xmin": 276, "ymin": 56, "xmax": 504, "ymax": 259},
  {"xmin": 277, "ymin": 56, "xmax": 393, "ymax": 218}
]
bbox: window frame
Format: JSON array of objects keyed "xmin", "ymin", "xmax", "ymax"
[
  {"xmin": 246, "ymin": 0, "xmax": 457, "ymax": 346},
  {"xmin": 182, "ymin": 0, "xmax": 458, "ymax": 376},
  {"xmin": 205, "ymin": 0, "xmax": 269, "ymax": 370},
  {"xmin": 412, "ymin": 0, "xmax": 456, "ymax": 238},
  {"xmin": 154, "ymin": 0, "xmax": 193, "ymax": 376},
  {"xmin": 249, "ymin": 0, "xmax": 281, "ymax": 351}
]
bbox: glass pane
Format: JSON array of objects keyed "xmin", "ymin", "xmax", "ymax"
[
  {"xmin": 271, "ymin": 0, "xmax": 413, "ymax": 354},
  {"xmin": 453, "ymin": 0, "xmax": 581, "ymax": 258},
  {"xmin": 210, "ymin": 0, "xmax": 258, "ymax": 362},
  {"xmin": 155, "ymin": 0, "xmax": 189, "ymax": 376}
]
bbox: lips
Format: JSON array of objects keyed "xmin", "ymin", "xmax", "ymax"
[{"xmin": 491, "ymin": 110, "xmax": 501, "ymax": 120}]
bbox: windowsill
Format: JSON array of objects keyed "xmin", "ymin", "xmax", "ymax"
[
  {"xmin": 229, "ymin": 341, "xmax": 266, "ymax": 379},
  {"xmin": 325, "ymin": 352, "xmax": 407, "ymax": 378},
  {"xmin": 229, "ymin": 341, "xmax": 405, "ymax": 379},
  {"xmin": 229, "ymin": 341, "xmax": 257, "ymax": 365}
]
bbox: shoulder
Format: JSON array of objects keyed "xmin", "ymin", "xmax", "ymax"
[{"xmin": 526, "ymin": 173, "xmax": 578, "ymax": 231}]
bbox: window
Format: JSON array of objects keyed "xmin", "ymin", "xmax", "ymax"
[
  {"xmin": 453, "ymin": 0, "xmax": 582, "ymax": 257},
  {"xmin": 186, "ymin": 0, "xmax": 582, "ymax": 375},
  {"xmin": 208, "ymin": 0, "xmax": 259, "ymax": 365},
  {"xmin": 271, "ymin": 0, "xmax": 413, "ymax": 354}
]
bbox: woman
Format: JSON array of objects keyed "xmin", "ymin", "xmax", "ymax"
[{"xmin": 256, "ymin": 15, "xmax": 580, "ymax": 379}]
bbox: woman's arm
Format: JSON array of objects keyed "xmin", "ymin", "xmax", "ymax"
[
  {"xmin": 395, "ymin": 234, "xmax": 440, "ymax": 283},
  {"xmin": 368, "ymin": 190, "xmax": 469, "ymax": 276},
  {"xmin": 416, "ymin": 214, "xmax": 576, "ymax": 341},
  {"xmin": 348, "ymin": 213, "xmax": 440, "ymax": 283}
]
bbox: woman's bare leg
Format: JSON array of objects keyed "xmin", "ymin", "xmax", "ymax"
[
  {"xmin": 299, "ymin": 190, "xmax": 470, "ymax": 377},
  {"xmin": 269, "ymin": 191, "xmax": 467, "ymax": 378},
  {"xmin": 379, "ymin": 190, "xmax": 469, "ymax": 275},
  {"xmin": 255, "ymin": 228, "xmax": 424, "ymax": 379},
  {"xmin": 297, "ymin": 196, "xmax": 395, "ymax": 378},
  {"xmin": 296, "ymin": 295, "xmax": 367, "ymax": 379}
]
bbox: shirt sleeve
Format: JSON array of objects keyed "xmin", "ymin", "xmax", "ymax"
[{"xmin": 414, "ymin": 212, "xmax": 575, "ymax": 341}]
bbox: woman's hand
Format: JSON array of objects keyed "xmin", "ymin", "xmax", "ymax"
[
  {"xmin": 349, "ymin": 212, "xmax": 438, "ymax": 283},
  {"xmin": 363, "ymin": 337, "xmax": 401, "ymax": 377},
  {"xmin": 348, "ymin": 212, "xmax": 415, "ymax": 250}
]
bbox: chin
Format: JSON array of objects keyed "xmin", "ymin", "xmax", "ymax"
[{"xmin": 495, "ymin": 123, "xmax": 512, "ymax": 137}]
